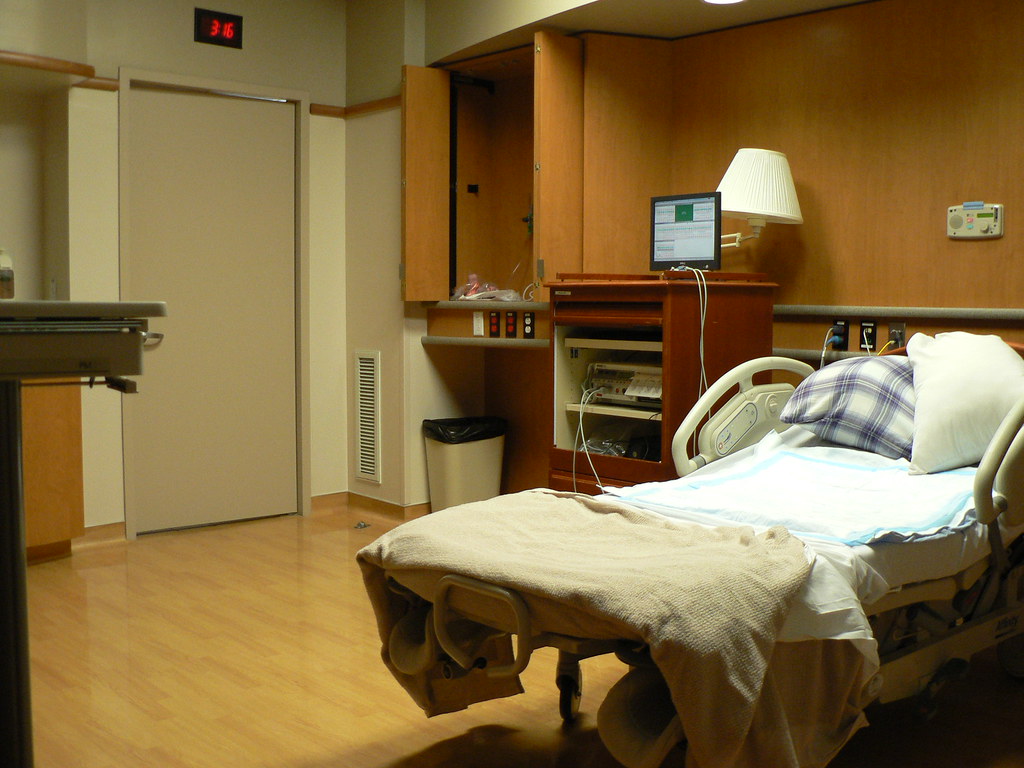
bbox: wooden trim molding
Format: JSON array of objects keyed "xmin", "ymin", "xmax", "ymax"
[
  {"xmin": 26, "ymin": 540, "xmax": 72, "ymax": 565},
  {"xmin": 309, "ymin": 103, "xmax": 347, "ymax": 118},
  {"xmin": 0, "ymin": 49, "xmax": 94, "ymax": 79},
  {"xmin": 313, "ymin": 491, "xmax": 430, "ymax": 520},
  {"xmin": 309, "ymin": 96, "xmax": 401, "ymax": 120},
  {"xmin": 74, "ymin": 77, "xmax": 119, "ymax": 92},
  {"xmin": 344, "ymin": 95, "xmax": 401, "ymax": 118}
]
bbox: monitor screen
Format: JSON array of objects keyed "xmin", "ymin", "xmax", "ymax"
[{"xmin": 649, "ymin": 191, "xmax": 721, "ymax": 272}]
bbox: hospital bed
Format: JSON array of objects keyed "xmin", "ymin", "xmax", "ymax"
[{"xmin": 358, "ymin": 332, "xmax": 1024, "ymax": 768}]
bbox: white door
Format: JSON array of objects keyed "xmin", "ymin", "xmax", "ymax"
[{"xmin": 120, "ymin": 77, "xmax": 301, "ymax": 536}]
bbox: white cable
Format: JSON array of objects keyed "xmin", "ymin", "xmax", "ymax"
[
  {"xmin": 820, "ymin": 327, "xmax": 834, "ymax": 369},
  {"xmin": 675, "ymin": 267, "xmax": 709, "ymax": 459},
  {"xmin": 572, "ymin": 385, "xmax": 604, "ymax": 491},
  {"xmin": 677, "ymin": 267, "xmax": 709, "ymax": 395},
  {"xmin": 572, "ymin": 369, "xmax": 596, "ymax": 492}
]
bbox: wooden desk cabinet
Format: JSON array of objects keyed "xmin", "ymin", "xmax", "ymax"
[
  {"xmin": 21, "ymin": 380, "xmax": 85, "ymax": 562},
  {"xmin": 548, "ymin": 276, "xmax": 774, "ymax": 493}
]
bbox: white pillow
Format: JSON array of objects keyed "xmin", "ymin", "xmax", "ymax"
[{"xmin": 908, "ymin": 332, "xmax": 1024, "ymax": 473}]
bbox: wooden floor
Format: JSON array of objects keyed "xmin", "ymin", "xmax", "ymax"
[{"xmin": 25, "ymin": 495, "xmax": 1024, "ymax": 768}]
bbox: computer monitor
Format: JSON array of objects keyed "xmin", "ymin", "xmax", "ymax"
[{"xmin": 649, "ymin": 191, "xmax": 721, "ymax": 272}]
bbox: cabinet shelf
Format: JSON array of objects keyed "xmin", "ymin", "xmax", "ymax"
[
  {"xmin": 565, "ymin": 402, "xmax": 661, "ymax": 421},
  {"xmin": 564, "ymin": 337, "xmax": 663, "ymax": 353}
]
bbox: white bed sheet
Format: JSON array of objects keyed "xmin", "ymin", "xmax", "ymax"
[
  {"xmin": 609, "ymin": 429, "xmax": 976, "ymax": 547},
  {"xmin": 603, "ymin": 426, "xmax": 1017, "ymax": 663}
]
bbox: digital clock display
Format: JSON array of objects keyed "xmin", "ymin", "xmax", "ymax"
[{"xmin": 194, "ymin": 8, "xmax": 243, "ymax": 49}]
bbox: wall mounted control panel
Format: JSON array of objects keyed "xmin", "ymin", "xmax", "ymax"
[{"xmin": 948, "ymin": 201, "xmax": 1003, "ymax": 239}]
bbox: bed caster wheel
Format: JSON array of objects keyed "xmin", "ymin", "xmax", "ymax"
[
  {"xmin": 557, "ymin": 670, "xmax": 582, "ymax": 723},
  {"xmin": 998, "ymin": 635, "xmax": 1024, "ymax": 679},
  {"xmin": 915, "ymin": 657, "xmax": 969, "ymax": 720}
]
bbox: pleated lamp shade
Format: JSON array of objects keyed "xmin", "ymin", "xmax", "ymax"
[{"xmin": 717, "ymin": 148, "xmax": 803, "ymax": 225}]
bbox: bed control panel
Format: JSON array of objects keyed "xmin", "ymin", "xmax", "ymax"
[
  {"xmin": 714, "ymin": 402, "xmax": 759, "ymax": 455},
  {"xmin": 703, "ymin": 385, "xmax": 791, "ymax": 459},
  {"xmin": 948, "ymin": 201, "xmax": 1003, "ymax": 239}
]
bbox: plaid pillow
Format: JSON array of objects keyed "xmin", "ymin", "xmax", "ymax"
[{"xmin": 780, "ymin": 355, "xmax": 915, "ymax": 459}]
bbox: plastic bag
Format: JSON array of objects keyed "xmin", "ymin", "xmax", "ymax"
[
  {"xmin": 584, "ymin": 423, "xmax": 661, "ymax": 460},
  {"xmin": 423, "ymin": 416, "xmax": 507, "ymax": 444},
  {"xmin": 451, "ymin": 273, "xmax": 498, "ymax": 300}
]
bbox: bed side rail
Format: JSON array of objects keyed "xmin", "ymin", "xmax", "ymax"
[
  {"xmin": 433, "ymin": 574, "xmax": 537, "ymax": 678},
  {"xmin": 672, "ymin": 356, "xmax": 815, "ymax": 477},
  {"xmin": 975, "ymin": 395, "xmax": 1024, "ymax": 526}
]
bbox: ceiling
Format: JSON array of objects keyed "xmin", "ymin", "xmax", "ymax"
[{"xmin": 438, "ymin": 0, "xmax": 872, "ymax": 63}]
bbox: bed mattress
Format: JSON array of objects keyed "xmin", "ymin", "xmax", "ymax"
[{"xmin": 607, "ymin": 425, "xmax": 1018, "ymax": 607}]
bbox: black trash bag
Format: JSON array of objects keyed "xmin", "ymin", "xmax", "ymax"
[{"xmin": 422, "ymin": 417, "xmax": 507, "ymax": 444}]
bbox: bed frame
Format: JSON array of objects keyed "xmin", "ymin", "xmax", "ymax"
[{"xmin": 382, "ymin": 349, "xmax": 1024, "ymax": 756}]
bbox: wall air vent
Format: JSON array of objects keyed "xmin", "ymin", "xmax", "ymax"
[{"xmin": 354, "ymin": 350, "xmax": 381, "ymax": 483}]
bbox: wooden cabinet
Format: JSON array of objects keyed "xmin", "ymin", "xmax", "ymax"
[
  {"xmin": 21, "ymin": 381, "xmax": 85, "ymax": 562},
  {"xmin": 548, "ymin": 276, "xmax": 775, "ymax": 492},
  {"xmin": 401, "ymin": 31, "xmax": 584, "ymax": 302}
]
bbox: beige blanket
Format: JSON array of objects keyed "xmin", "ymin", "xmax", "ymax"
[{"xmin": 358, "ymin": 489, "xmax": 865, "ymax": 768}]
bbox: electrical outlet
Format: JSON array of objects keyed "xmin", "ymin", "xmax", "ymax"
[
  {"xmin": 888, "ymin": 321, "xmax": 906, "ymax": 349},
  {"xmin": 859, "ymin": 321, "xmax": 876, "ymax": 352},
  {"xmin": 472, "ymin": 312, "xmax": 485, "ymax": 336},
  {"xmin": 523, "ymin": 312, "xmax": 535, "ymax": 339},
  {"xmin": 830, "ymin": 319, "xmax": 849, "ymax": 351}
]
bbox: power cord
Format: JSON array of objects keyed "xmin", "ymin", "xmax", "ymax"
[
  {"xmin": 672, "ymin": 266, "xmax": 709, "ymax": 458},
  {"xmin": 861, "ymin": 327, "xmax": 874, "ymax": 355},
  {"xmin": 677, "ymin": 267, "xmax": 709, "ymax": 395},
  {"xmin": 820, "ymin": 325, "xmax": 845, "ymax": 368},
  {"xmin": 572, "ymin": 384, "xmax": 605, "ymax": 492}
]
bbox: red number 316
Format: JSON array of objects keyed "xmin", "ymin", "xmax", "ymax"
[{"xmin": 209, "ymin": 19, "xmax": 236, "ymax": 39}]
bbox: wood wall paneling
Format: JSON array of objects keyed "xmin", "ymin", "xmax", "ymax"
[
  {"xmin": 21, "ymin": 381, "xmax": 85, "ymax": 560},
  {"xmin": 401, "ymin": 65, "xmax": 451, "ymax": 301},
  {"xmin": 451, "ymin": 52, "xmax": 535, "ymax": 297},
  {"xmin": 484, "ymin": 347, "xmax": 551, "ymax": 493},
  {"xmin": 581, "ymin": 34, "xmax": 674, "ymax": 275},
  {"xmin": 455, "ymin": 84, "xmax": 491, "ymax": 288},
  {"xmin": 667, "ymin": 0, "xmax": 1024, "ymax": 322},
  {"xmin": 533, "ymin": 31, "xmax": 585, "ymax": 296}
]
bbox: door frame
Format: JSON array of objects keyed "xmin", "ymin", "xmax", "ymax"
[{"xmin": 117, "ymin": 69, "xmax": 311, "ymax": 537}]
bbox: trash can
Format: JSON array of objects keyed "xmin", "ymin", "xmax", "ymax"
[{"xmin": 422, "ymin": 416, "xmax": 506, "ymax": 511}]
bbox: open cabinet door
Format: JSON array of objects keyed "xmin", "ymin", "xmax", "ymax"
[
  {"xmin": 533, "ymin": 31, "xmax": 584, "ymax": 294},
  {"xmin": 402, "ymin": 65, "xmax": 450, "ymax": 301}
]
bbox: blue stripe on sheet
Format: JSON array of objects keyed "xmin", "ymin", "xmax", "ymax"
[{"xmin": 615, "ymin": 449, "xmax": 976, "ymax": 546}]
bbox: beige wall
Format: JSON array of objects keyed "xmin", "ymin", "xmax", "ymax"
[
  {"xmin": 0, "ymin": 0, "xmax": 88, "ymax": 60},
  {"xmin": 345, "ymin": 0, "xmax": 495, "ymax": 506},
  {"xmin": 85, "ymin": 0, "xmax": 346, "ymax": 104},
  {"xmin": 0, "ymin": 95, "xmax": 46, "ymax": 299},
  {"xmin": 344, "ymin": 108, "xmax": 405, "ymax": 502},
  {"xmin": 309, "ymin": 115, "xmax": 349, "ymax": 496},
  {"xmin": 345, "ymin": 0, "xmax": 413, "ymax": 104},
  {"xmin": 4, "ymin": 1, "xmax": 350, "ymax": 522},
  {"xmin": 423, "ymin": 0, "xmax": 587, "ymax": 63},
  {"xmin": 68, "ymin": 87, "xmax": 124, "ymax": 527}
]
